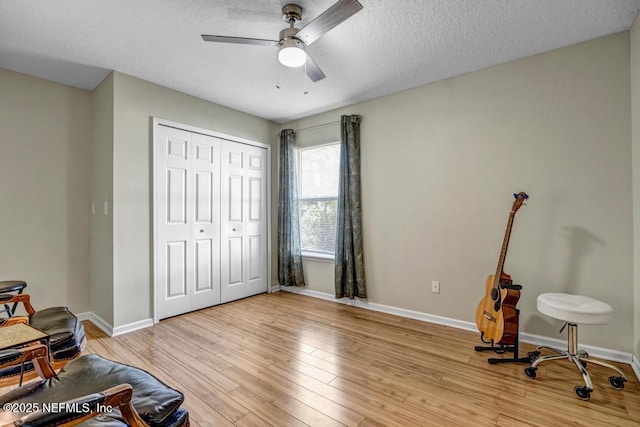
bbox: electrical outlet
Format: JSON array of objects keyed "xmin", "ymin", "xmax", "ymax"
[{"xmin": 431, "ymin": 281, "xmax": 440, "ymax": 294}]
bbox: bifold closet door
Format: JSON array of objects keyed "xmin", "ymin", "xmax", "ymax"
[
  {"xmin": 220, "ymin": 141, "xmax": 268, "ymax": 303},
  {"xmin": 156, "ymin": 126, "xmax": 221, "ymax": 319}
]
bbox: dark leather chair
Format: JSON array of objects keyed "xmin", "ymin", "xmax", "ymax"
[
  {"xmin": 0, "ymin": 293, "xmax": 86, "ymax": 386},
  {"xmin": 0, "ymin": 345, "xmax": 189, "ymax": 426},
  {"xmin": 0, "ymin": 280, "xmax": 27, "ymax": 317}
]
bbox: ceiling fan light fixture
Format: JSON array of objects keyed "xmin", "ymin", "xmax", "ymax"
[
  {"xmin": 278, "ymin": 38, "xmax": 306, "ymax": 68},
  {"xmin": 202, "ymin": 0, "xmax": 364, "ymax": 81}
]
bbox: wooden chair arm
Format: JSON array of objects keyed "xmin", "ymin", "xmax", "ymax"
[
  {"xmin": 0, "ymin": 294, "xmax": 35, "ymax": 316},
  {"xmin": 103, "ymin": 383, "xmax": 149, "ymax": 427},
  {"xmin": 0, "ymin": 316, "xmax": 29, "ymax": 327},
  {"xmin": 0, "ymin": 344, "xmax": 56, "ymax": 381},
  {"xmin": 9, "ymin": 384, "xmax": 149, "ymax": 427}
]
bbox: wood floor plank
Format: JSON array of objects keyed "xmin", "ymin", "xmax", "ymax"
[
  {"xmin": 307, "ymin": 350, "xmax": 412, "ymax": 402},
  {"xmin": 227, "ymin": 386, "xmax": 308, "ymax": 427},
  {"xmin": 264, "ymin": 360, "xmax": 421, "ymax": 427},
  {"xmin": 223, "ymin": 366, "xmax": 347, "ymax": 427},
  {"xmin": 221, "ymin": 352, "xmax": 365, "ymax": 426},
  {"xmin": 356, "ymin": 419, "xmax": 387, "ymax": 427},
  {"xmin": 71, "ymin": 292, "xmax": 640, "ymax": 426},
  {"xmin": 496, "ymin": 414, "xmax": 533, "ymax": 427},
  {"xmin": 234, "ymin": 412, "xmax": 273, "ymax": 427}
]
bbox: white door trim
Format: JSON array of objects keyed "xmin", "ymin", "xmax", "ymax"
[{"xmin": 152, "ymin": 117, "xmax": 272, "ymax": 324}]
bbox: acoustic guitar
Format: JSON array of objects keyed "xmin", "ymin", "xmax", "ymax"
[{"xmin": 475, "ymin": 192, "xmax": 528, "ymax": 346}]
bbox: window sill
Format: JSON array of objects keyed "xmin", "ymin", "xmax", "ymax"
[{"xmin": 301, "ymin": 251, "xmax": 335, "ymax": 263}]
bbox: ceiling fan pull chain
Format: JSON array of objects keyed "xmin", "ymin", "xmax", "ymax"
[{"xmin": 303, "ymin": 62, "xmax": 309, "ymax": 95}]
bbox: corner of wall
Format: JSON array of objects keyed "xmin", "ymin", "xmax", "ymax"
[
  {"xmin": 630, "ymin": 11, "xmax": 640, "ymax": 362},
  {"xmin": 89, "ymin": 72, "xmax": 115, "ymax": 326}
]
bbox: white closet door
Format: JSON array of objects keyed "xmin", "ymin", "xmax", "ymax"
[
  {"xmin": 220, "ymin": 141, "xmax": 268, "ymax": 303},
  {"xmin": 156, "ymin": 126, "xmax": 221, "ymax": 319},
  {"xmin": 190, "ymin": 133, "xmax": 221, "ymax": 311}
]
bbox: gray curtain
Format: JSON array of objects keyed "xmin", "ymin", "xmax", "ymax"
[
  {"xmin": 335, "ymin": 115, "xmax": 366, "ymax": 299},
  {"xmin": 278, "ymin": 129, "xmax": 305, "ymax": 287}
]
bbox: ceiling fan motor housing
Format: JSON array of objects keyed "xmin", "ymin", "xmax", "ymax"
[
  {"xmin": 281, "ymin": 4, "xmax": 303, "ymax": 24},
  {"xmin": 279, "ymin": 27, "xmax": 304, "ymax": 48}
]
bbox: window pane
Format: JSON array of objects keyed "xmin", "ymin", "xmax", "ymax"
[
  {"xmin": 300, "ymin": 199, "xmax": 338, "ymax": 254},
  {"xmin": 299, "ymin": 144, "xmax": 340, "ymax": 198}
]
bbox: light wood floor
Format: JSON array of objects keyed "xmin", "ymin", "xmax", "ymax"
[{"xmin": 82, "ymin": 291, "xmax": 639, "ymax": 426}]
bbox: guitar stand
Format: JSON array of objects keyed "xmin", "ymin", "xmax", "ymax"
[{"xmin": 475, "ymin": 309, "xmax": 531, "ymax": 364}]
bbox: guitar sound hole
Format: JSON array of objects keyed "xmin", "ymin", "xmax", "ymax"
[
  {"xmin": 494, "ymin": 300, "xmax": 501, "ymax": 311},
  {"xmin": 491, "ymin": 287, "xmax": 499, "ymax": 301}
]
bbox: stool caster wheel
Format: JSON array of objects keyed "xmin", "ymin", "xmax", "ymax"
[
  {"xmin": 524, "ymin": 366, "xmax": 537, "ymax": 379},
  {"xmin": 574, "ymin": 386, "xmax": 591, "ymax": 401},
  {"xmin": 609, "ymin": 376, "xmax": 626, "ymax": 390},
  {"xmin": 527, "ymin": 351, "xmax": 540, "ymax": 362}
]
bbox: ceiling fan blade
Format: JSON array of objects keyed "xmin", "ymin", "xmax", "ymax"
[
  {"xmin": 295, "ymin": 0, "xmax": 363, "ymax": 46},
  {"xmin": 305, "ymin": 53, "xmax": 326, "ymax": 82},
  {"xmin": 201, "ymin": 35, "xmax": 279, "ymax": 46}
]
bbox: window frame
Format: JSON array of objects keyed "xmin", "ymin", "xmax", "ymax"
[{"xmin": 295, "ymin": 142, "xmax": 340, "ymax": 261}]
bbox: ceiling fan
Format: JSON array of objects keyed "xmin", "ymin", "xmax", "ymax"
[{"xmin": 201, "ymin": 0, "xmax": 364, "ymax": 83}]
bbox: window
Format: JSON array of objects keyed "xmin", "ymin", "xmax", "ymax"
[{"xmin": 297, "ymin": 143, "xmax": 340, "ymax": 257}]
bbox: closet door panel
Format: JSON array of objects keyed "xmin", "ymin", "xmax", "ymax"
[
  {"xmin": 221, "ymin": 145, "xmax": 247, "ymax": 303},
  {"xmin": 157, "ymin": 128, "xmax": 221, "ymax": 318},
  {"xmin": 220, "ymin": 142, "xmax": 267, "ymax": 303},
  {"xmin": 244, "ymin": 145, "xmax": 268, "ymax": 297},
  {"xmin": 190, "ymin": 133, "xmax": 221, "ymax": 311},
  {"xmin": 157, "ymin": 127, "xmax": 193, "ymax": 319}
]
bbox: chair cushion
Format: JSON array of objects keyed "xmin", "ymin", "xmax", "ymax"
[
  {"xmin": 0, "ymin": 281, "xmax": 26, "ymax": 294},
  {"xmin": 537, "ymin": 293, "xmax": 613, "ymax": 325},
  {"xmin": 30, "ymin": 306, "xmax": 86, "ymax": 361},
  {"xmin": 0, "ymin": 354, "xmax": 185, "ymax": 426},
  {"xmin": 0, "ymin": 307, "xmax": 86, "ymax": 382},
  {"xmin": 79, "ymin": 407, "xmax": 189, "ymax": 427},
  {"xmin": 0, "ymin": 348, "xmax": 26, "ymax": 379}
]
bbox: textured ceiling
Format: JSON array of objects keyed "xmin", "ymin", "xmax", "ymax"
[{"xmin": 1, "ymin": 0, "xmax": 639, "ymax": 123}]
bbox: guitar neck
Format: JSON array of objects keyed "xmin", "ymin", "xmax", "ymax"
[{"xmin": 493, "ymin": 211, "xmax": 516, "ymax": 287}]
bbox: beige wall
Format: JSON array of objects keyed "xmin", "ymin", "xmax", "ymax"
[
  {"xmin": 0, "ymin": 68, "xmax": 91, "ymax": 313},
  {"xmin": 1, "ymin": 29, "xmax": 636, "ymax": 355},
  {"xmin": 90, "ymin": 73, "xmax": 114, "ymax": 324},
  {"xmin": 111, "ymin": 72, "xmax": 276, "ymax": 327},
  {"xmin": 281, "ymin": 32, "xmax": 634, "ymax": 352},
  {"xmin": 631, "ymin": 15, "xmax": 640, "ymax": 360}
]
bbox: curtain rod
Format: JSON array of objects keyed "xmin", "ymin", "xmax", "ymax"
[
  {"xmin": 277, "ymin": 120, "xmax": 340, "ymax": 136},
  {"xmin": 295, "ymin": 120, "xmax": 340, "ymax": 133}
]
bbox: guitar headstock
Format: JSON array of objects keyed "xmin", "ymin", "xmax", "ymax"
[{"xmin": 512, "ymin": 192, "xmax": 529, "ymax": 212}]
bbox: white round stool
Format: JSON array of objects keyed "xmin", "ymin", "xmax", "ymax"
[{"xmin": 523, "ymin": 293, "xmax": 627, "ymax": 400}]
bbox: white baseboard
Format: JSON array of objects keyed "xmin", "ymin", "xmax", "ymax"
[
  {"xmin": 282, "ymin": 286, "xmax": 479, "ymax": 333},
  {"xmin": 632, "ymin": 355, "xmax": 640, "ymax": 381},
  {"xmin": 112, "ymin": 318, "xmax": 154, "ymax": 337},
  {"xmin": 85, "ymin": 312, "xmax": 113, "ymax": 337},
  {"xmin": 518, "ymin": 331, "xmax": 632, "ymax": 364},
  {"xmin": 75, "ymin": 312, "xmax": 92, "ymax": 322},
  {"xmin": 271, "ymin": 285, "xmax": 281, "ymax": 292},
  {"xmin": 280, "ymin": 287, "xmax": 634, "ymax": 366},
  {"xmin": 78, "ymin": 312, "xmax": 153, "ymax": 337}
]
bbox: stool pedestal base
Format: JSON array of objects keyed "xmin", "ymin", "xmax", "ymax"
[{"xmin": 525, "ymin": 323, "xmax": 627, "ymax": 400}]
